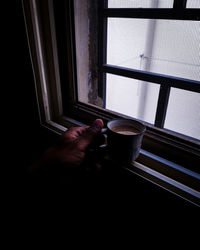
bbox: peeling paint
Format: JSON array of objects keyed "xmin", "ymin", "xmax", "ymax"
[
  {"xmin": 87, "ymin": 0, "xmax": 99, "ymax": 106},
  {"xmin": 74, "ymin": 0, "xmax": 101, "ymax": 106}
]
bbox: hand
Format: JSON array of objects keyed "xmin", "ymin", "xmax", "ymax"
[{"xmin": 29, "ymin": 119, "xmax": 104, "ymax": 174}]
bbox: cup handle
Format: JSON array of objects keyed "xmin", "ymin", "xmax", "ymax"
[
  {"xmin": 101, "ymin": 128, "xmax": 107, "ymax": 134},
  {"xmin": 87, "ymin": 128, "xmax": 108, "ymax": 153},
  {"xmin": 100, "ymin": 128, "xmax": 108, "ymax": 148}
]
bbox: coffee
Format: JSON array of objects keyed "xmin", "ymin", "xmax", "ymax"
[{"xmin": 111, "ymin": 126, "xmax": 140, "ymax": 135}]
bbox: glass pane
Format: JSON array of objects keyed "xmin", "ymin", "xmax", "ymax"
[
  {"xmin": 108, "ymin": 0, "xmax": 173, "ymax": 8},
  {"xmin": 164, "ymin": 88, "xmax": 200, "ymax": 140},
  {"xmin": 107, "ymin": 19, "xmax": 200, "ymax": 81},
  {"xmin": 187, "ymin": 0, "xmax": 200, "ymax": 8},
  {"xmin": 106, "ymin": 74, "xmax": 160, "ymax": 124}
]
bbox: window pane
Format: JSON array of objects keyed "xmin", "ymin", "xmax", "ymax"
[
  {"xmin": 187, "ymin": 0, "xmax": 200, "ymax": 8},
  {"xmin": 106, "ymin": 74, "xmax": 160, "ymax": 124},
  {"xmin": 108, "ymin": 0, "xmax": 173, "ymax": 8},
  {"xmin": 107, "ymin": 19, "xmax": 200, "ymax": 81},
  {"xmin": 164, "ymin": 88, "xmax": 200, "ymax": 140}
]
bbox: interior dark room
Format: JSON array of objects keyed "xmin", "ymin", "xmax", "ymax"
[{"xmin": 4, "ymin": 1, "xmax": 200, "ymax": 232}]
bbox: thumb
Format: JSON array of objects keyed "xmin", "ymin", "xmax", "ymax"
[{"xmin": 78, "ymin": 119, "xmax": 104, "ymax": 151}]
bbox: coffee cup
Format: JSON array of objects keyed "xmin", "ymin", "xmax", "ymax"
[{"xmin": 102, "ymin": 119, "xmax": 146, "ymax": 165}]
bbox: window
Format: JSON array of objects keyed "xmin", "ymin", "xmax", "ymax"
[
  {"xmin": 22, "ymin": 0, "xmax": 200, "ymax": 206},
  {"xmin": 99, "ymin": 0, "xmax": 200, "ymax": 138},
  {"xmin": 70, "ymin": 0, "xmax": 200, "ymax": 166},
  {"xmin": 104, "ymin": 10, "xmax": 200, "ymax": 140}
]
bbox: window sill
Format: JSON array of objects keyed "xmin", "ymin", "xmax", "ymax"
[
  {"xmin": 127, "ymin": 159, "xmax": 200, "ymax": 207},
  {"xmin": 41, "ymin": 118, "xmax": 200, "ymax": 208}
]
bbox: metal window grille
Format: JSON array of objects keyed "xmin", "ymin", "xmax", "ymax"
[{"xmin": 99, "ymin": 0, "xmax": 200, "ymax": 128}]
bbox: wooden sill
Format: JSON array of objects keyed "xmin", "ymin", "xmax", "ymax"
[
  {"xmin": 41, "ymin": 119, "xmax": 200, "ymax": 207},
  {"xmin": 127, "ymin": 161, "xmax": 200, "ymax": 207}
]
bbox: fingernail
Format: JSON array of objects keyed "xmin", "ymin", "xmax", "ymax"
[{"xmin": 92, "ymin": 119, "xmax": 104, "ymax": 130}]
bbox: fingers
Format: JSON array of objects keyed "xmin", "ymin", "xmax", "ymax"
[
  {"xmin": 60, "ymin": 126, "xmax": 89, "ymax": 144},
  {"xmin": 78, "ymin": 119, "xmax": 104, "ymax": 151},
  {"xmin": 69, "ymin": 126, "xmax": 90, "ymax": 137}
]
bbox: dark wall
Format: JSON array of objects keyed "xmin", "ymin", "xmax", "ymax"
[
  {"xmin": 8, "ymin": 1, "xmax": 38, "ymax": 120},
  {"xmin": 5, "ymin": 1, "xmax": 51, "ymax": 173}
]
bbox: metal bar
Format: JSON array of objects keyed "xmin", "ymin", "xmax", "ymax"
[
  {"xmin": 102, "ymin": 64, "xmax": 200, "ymax": 93},
  {"xmin": 173, "ymin": 0, "xmax": 187, "ymax": 9},
  {"xmin": 103, "ymin": 8, "xmax": 200, "ymax": 21},
  {"xmin": 154, "ymin": 84, "xmax": 171, "ymax": 128}
]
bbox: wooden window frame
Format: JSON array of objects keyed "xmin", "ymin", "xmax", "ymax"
[{"xmin": 22, "ymin": 0, "xmax": 200, "ymax": 206}]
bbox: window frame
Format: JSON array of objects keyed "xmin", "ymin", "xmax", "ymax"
[{"xmin": 22, "ymin": 0, "xmax": 200, "ymax": 206}]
